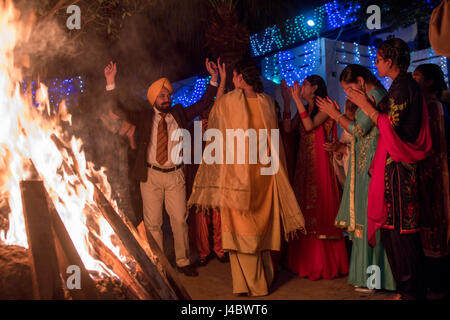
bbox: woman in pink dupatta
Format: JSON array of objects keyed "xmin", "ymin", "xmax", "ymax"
[
  {"xmin": 284, "ymin": 75, "xmax": 349, "ymax": 280},
  {"xmin": 346, "ymin": 38, "xmax": 432, "ymax": 300}
]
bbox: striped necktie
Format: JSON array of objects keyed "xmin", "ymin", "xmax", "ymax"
[{"xmin": 156, "ymin": 113, "xmax": 168, "ymax": 165}]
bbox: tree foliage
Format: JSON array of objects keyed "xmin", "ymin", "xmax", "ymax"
[
  {"xmin": 27, "ymin": 0, "xmax": 152, "ymax": 43},
  {"xmin": 13, "ymin": 0, "xmax": 300, "ymax": 81}
]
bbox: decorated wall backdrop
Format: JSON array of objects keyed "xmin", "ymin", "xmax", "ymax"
[{"xmin": 268, "ymin": 38, "xmax": 448, "ymax": 117}]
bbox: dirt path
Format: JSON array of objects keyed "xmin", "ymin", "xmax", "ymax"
[{"xmin": 177, "ymin": 257, "xmax": 397, "ymax": 300}]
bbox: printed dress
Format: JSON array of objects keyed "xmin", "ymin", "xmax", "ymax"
[{"xmin": 335, "ymin": 87, "xmax": 396, "ymax": 290}]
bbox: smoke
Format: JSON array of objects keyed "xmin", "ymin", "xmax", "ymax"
[
  {"xmin": 84, "ymin": 7, "xmax": 211, "ymax": 225},
  {"xmin": 9, "ymin": 1, "xmax": 210, "ymax": 225},
  {"xmin": 11, "ymin": 6, "xmax": 77, "ymax": 79},
  {"xmin": 112, "ymin": 12, "xmax": 201, "ymax": 98},
  {"xmin": 4, "ymin": 1, "xmax": 136, "ymax": 223}
]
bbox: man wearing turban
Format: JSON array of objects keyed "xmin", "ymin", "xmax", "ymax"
[{"xmin": 104, "ymin": 59, "xmax": 219, "ymax": 276}]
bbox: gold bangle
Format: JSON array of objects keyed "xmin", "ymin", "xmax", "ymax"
[
  {"xmin": 336, "ymin": 113, "xmax": 345, "ymax": 125},
  {"xmin": 369, "ymin": 110, "xmax": 378, "ymax": 120}
]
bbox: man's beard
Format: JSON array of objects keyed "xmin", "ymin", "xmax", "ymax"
[{"xmin": 154, "ymin": 102, "xmax": 171, "ymax": 113}]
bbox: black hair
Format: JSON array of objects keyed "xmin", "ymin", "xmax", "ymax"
[
  {"xmin": 377, "ymin": 38, "xmax": 411, "ymax": 72},
  {"xmin": 233, "ymin": 59, "xmax": 264, "ymax": 93},
  {"xmin": 305, "ymin": 74, "xmax": 327, "ymax": 118},
  {"xmin": 339, "ymin": 64, "xmax": 384, "ymax": 89},
  {"xmin": 339, "ymin": 64, "xmax": 388, "ymax": 112},
  {"xmin": 415, "ymin": 63, "xmax": 448, "ymax": 99},
  {"xmin": 345, "ymin": 99, "xmax": 358, "ymax": 116}
]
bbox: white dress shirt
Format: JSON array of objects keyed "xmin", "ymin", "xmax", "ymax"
[
  {"xmin": 147, "ymin": 111, "xmax": 183, "ymax": 168},
  {"xmin": 106, "ymin": 80, "xmax": 218, "ymax": 168}
]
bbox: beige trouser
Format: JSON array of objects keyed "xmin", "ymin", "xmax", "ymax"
[
  {"xmin": 229, "ymin": 250, "xmax": 274, "ymax": 297},
  {"xmin": 140, "ymin": 167, "xmax": 190, "ymax": 267}
]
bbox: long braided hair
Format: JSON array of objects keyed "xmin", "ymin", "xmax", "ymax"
[{"xmin": 233, "ymin": 59, "xmax": 264, "ymax": 93}]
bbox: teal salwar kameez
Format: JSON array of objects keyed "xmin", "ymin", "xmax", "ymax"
[{"xmin": 335, "ymin": 88, "xmax": 396, "ymax": 291}]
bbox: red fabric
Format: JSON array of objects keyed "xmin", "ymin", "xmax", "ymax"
[
  {"xmin": 279, "ymin": 124, "xmax": 298, "ymax": 184},
  {"xmin": 310, "ymin": 121, "xmax": 342, "ymax": 237},
  {"xmin": 367, "ymin": 98, "xmax": 432, "ymax": 246},
  {"xmin": 287, "ymin": 235, "xmax": 349, "ymax": 280},
  {"xmin": 192, "ymin": 209, "xmax": 224, "ymax": 259},
  {"xmin": 300, "ymin": 111, "xmax": 308, "ymax": 119},
  {"xmin": 288, "ymin": 119, "xmax": 347, "ymax": 280}
]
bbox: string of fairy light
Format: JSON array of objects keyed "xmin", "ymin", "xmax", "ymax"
[
  {"xmin": 250, "ymin": 0, "xmax": 360, "ymax": 56},
  {"xmin": 172, "ymin": 41, "xmax": 448, "ymax": 106},
  {"xmin": 324, "ymin": 1, "xmax": 360, "ymax": 29},
  {"xmin": 336, "ymin": 42, "xmax": 448, "ymax": 89},
  {"xmin": 262, "ymin": 40, "xmax": 319, "ymax": 86},
  {"xmin": 336, "ymin": 41, "xmax": 393, "ymax": 89},
  {"xmin": 282, "ymin": 8, "xmax": 325, "ymax": 47},
  {"xmin": 353, "ymin": 42, "xmax": 360, "ymax": 64},
  {"xmin": 21, "ymin": 49, "xmax": 445, "ymax": 110},
  {"xmin": 250, "ymin": 0, "xmax": 440, "ymax": 57},
  {"xmin": 24, "ymin": 1, "xmax": 444, "ymax": 108},
  {"xmin": 22, "ymin": 76, "xmax": 84, "ymax": 110},
  {"xmin": 172, "ymin": 76, "xmax": 211, "ymax": 107}
]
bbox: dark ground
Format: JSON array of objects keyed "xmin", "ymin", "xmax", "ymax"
[
  {"xmin": 177, "ymin": 257, "xmax": 397, "ymax": 300},
  {"xmin": 160, "ymin": 214, "xmax": 397, "ymax": 300}
]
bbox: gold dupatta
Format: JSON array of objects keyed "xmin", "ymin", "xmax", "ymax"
[{"xmin": 187, "ymin": 89, "xmax": 306, "ymax": 240}]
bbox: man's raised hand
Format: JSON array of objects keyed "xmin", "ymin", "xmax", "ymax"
[
  {"xmin": 217, "ymin": 58, "xmax": 226, "ymax": 83},
  {"xmin": 205, "ymin": 58, "xmax": 219, "ymax": 83},
  {"xmin": 104, "ymin": 61, "xmax": 117, "ymax": 86}
]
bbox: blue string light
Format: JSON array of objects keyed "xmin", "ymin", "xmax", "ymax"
[
  {"xmin": 172, "ymin": 76, "xmax": 210, "ymax": 107},
  {"xmin": 338, "ymin": 43, "xmax": 448, "ymax": 90},
  {"xmin": 250, "ymin": 1, "xmax": 360, "ymax": 56},
  {"xmin": 353, "ymin": 42, "xmax": 360, "ymax": 64},
  {"xmin": 250, "ymin": 26, "xmax": 284, "ymax": 57},
  {"xmin": 173, "ymin": 40, "xmax": 448, "ymax": 108},
  {"xmin": 324, "ymin": 1, "xmax": 360, "ymax": 29},
  {"xmin": 22, "ymin": 76, "xmax": 84, "ymax": 111},
  {"xmin": 262, "ymin": 40, "xmax": 319, "ymax": 86}
]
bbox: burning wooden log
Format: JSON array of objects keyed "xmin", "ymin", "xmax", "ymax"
[
  {"xmin": 20, "ymin": 180, "xmax": 65, "ymax": 299},
  {"xmin": 92, "ymin": 186, "xmax": 178, "ymax": 300},
  {"xmin": 6, "ymin": 132, "xmax": 190, "ymax": 299},
  {"xmin": 45, "ymin": 191, "xmax": 99, "ymax": 299},
  {"xmin": 50, "ymin": 133, "xmax": 191, "ymax": 300},
  {"xmin": 88, "ymin": 231, "xmax": 154, "ymax": 300},
  {"xmin": 20, "ymin": 175, "xmax": 152, "ymax": 299},
  {"xmin": 134, "ymin": 220, "xmax": 192, "ymax": 300},
  {"xmin": 21, "ymin": 159, "xmax": 160, "ymax": 300}
]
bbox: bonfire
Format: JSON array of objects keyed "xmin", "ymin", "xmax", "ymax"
[{"xmin": 0, "ymin": 1, "xmax": 187, "ymax": 300}]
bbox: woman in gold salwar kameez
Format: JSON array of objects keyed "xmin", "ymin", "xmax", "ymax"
[
  {"xmin": 221, "ymin": 95, "xmax": 280, "ymax": 296},
  {"xmin": 188, "ymin": 59, "xmax": 305, "ymax": 296}
]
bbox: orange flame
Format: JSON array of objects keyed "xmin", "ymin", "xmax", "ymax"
[{"xmin": 0, "ymin": 0, "xmax": 128, "ymax": 277}]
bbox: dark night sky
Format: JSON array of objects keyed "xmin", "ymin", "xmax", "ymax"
[
  {"xmin": 103, "ymin": 1, "xmax": 334, "ymax": 89},
  {"xmin": 73, "ymin": 0, "xmax": 435, "ymax": 93}
]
